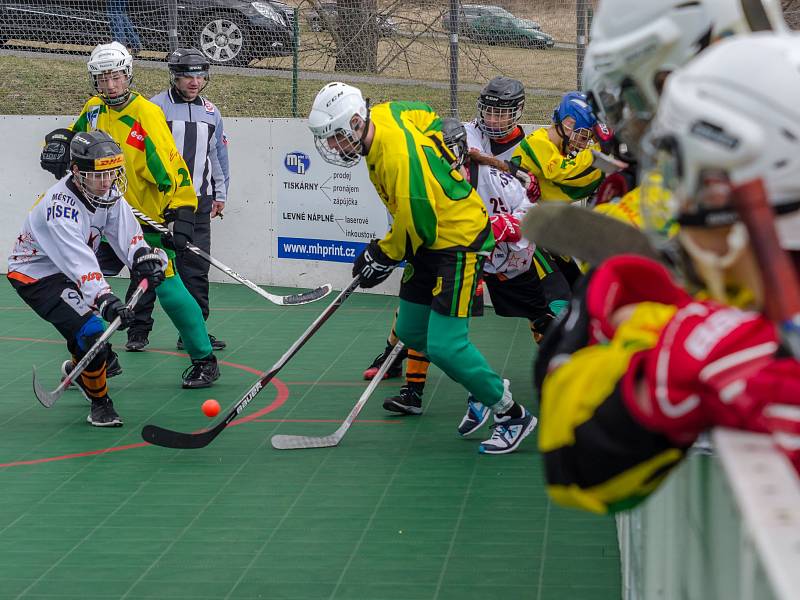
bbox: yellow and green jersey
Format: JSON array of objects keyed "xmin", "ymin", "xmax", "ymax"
[
  {"xmin": 365, "ymin": 101, "xmax": 493, "ymax": 261},
  {"xmin": 511, "ymin": 127, "xmax": 604, "ymax": 203},
  {"xmin": 71, "ymin": 93, "xmax": 197, "ymax": 222}
]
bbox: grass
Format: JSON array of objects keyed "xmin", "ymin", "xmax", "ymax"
[{"xmin": 0, "ymin": 52, "xmax": 561, "ymax": 122}]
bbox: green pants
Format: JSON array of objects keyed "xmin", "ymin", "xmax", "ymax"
[{"xmin": 395, "ymin": 299, "xmax": 504, "ymax": 406}]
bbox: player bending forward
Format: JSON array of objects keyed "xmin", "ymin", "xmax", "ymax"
[
  {"xmin": 308, "ymin": 82, "xmax": 537, "ymax": 454},
  {"xmin": 8, "ymin": 131, "xmax": 165, "ymax": 426}
]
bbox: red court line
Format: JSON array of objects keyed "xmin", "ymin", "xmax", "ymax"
[{"xmin": 0, "ymin": 343, "xmax": 289, "ymax": 468}]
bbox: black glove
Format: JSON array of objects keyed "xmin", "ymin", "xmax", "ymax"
[
  {"xmin": 40, "ymin": 128, "xmax": 75, "ymax": 180},
  {"xmin": 131, "ymin": 247, "xmax": 165, "ymax": 289},
  {"xmin": 352, "ymin": 239, "xmax": 398, "ymax": 289},
  {"xmin": 96, "ymin": 293, "xmax": 135, "ymax": 330},
  {"xmin": 162, "ymin": 206, "xmax": 195, "ymax": 251}
]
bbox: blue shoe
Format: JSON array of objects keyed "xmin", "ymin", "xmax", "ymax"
[
  {"xmin": 479, "ymin": 408, "xmax": 537, "ymax": 454},
  {"xmin": 457, "ymin": 394, "xmax": 491, "ymax": 437}
]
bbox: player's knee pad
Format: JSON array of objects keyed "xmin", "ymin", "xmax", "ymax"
[{"xmin": 74, "ymin": 316, "xmax": 108, "ymax": 368}]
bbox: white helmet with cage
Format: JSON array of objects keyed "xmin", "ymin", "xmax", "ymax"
[
  {"xmin": 308, "ymin": 82, "xmax": 369, "ymax": 167},
  {"xmin": 583, "ymin": 0, "xmax": 787, "ymax": 154},
  {"xmin": 88, "ymin": 41, "xmax": 133, "ymax": 106}
]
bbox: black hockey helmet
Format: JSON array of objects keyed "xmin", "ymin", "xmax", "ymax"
[
  {"xmin": 70, "ymin": 131, "xmax": 127, "ymax": 208},
  {"xmin": 441, "ymin": 117, "xmax": 469, "ymax": 169},
  {"xmin": 477, "ymin": 76, "xmax": 525, "ymax": 139},
  {"xmin": 168, "ymin": 47, "xmax": 211, "ymax": 88}
]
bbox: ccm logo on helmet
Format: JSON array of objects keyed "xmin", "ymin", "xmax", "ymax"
[{"xmin": 326, "ymin": 90, "xmax": 344, "ymax": 107}]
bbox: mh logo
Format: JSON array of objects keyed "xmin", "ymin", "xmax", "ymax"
[{"xmin": 285, "ymin": 151, "xmax": 311, "ymax": 175}]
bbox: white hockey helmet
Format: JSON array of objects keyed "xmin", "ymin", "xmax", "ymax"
[
  {"xmin": 88, "ymin": 42, "xmax": 133, "ymax": 106},
  {"xmin": 584, "ymin": 0, "xmax": 787, "ymax": 154},
  {"xmin": 308, "ymin": 82, "xmax": 368, "ymax": 167},
  {"xmin": 641, "ymin": 33, "xmax": 800, "ymax": 248}
]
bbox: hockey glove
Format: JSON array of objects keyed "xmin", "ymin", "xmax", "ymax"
[
  {"xmin": 40, "ymin": 128, "xmax": 75, "ymax": 180},
  {"xmin": 507, "ymin": 163, "xmax": 541, "ymax": 204},
  {"xmin": 489, "ymin": 213, "xmax": 522, "ymax": 244},
  {"xmin": 162, "ymin": 206, "xmax": 195, "ymax": 251},
  {"xmin": 352, "ymin": 239, "xmax": 398, "ymax": 289},
  {"xmin": 96, "ymin": 293, "xmax": 135, "ymax": 330},
  {"xmin": 593, "ymin": 172, "xmax": 630, "ymax": 206},
  {"xmin": 131, "ymin": 247, "xmax": 166, "ymax": 289}
]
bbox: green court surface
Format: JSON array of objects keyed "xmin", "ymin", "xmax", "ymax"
[{"xmin": 0, "ymin": 280, "xmax": 620, "ymax": 600}]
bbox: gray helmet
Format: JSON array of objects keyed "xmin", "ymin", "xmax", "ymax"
[
  {"xmin": 70, "ymin": 131, "xmax": 127, "ymax": 208},
  {"xmin": 477, "ymin": 76, "xmax": 525, "ymax": 139},
  {"xmin": 168, "ymin": 47, "xmax": 211, "ymax": 91},
  {"xmin": 441, "ymin": 117, "xmax": 469, "ymax": 169}
]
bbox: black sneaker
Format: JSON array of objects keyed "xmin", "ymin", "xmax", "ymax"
[
  {"xmin": 383, "ymin": 384, "xmax": 423, "ymax": 415},
  {"xmin": 125, "ymin": 330, "xmax": 149, "ymax": 352},
  {"xmin": 106, "ymin": 348, "xmax": 123, "ymax": 377},
  {"xmin": 177, "ymin": 334, "xmax": 227, "ymax": 351},
  {"xmin": 87, "ymin": 397, "xmax": 123, "ymax": 427},
  {"xmin": 363, "ymin": 344, "xmax": 407, "ymax": 380},
  {"xmin": 182, "ymin": 354, "xmax": 221, "ymax": 389}
]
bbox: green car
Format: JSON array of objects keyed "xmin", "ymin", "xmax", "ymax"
[{"xmin": 468, "ymin": 15, "xmax": 555, "ymax": 49}]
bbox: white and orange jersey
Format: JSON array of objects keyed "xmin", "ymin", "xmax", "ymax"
[{"xmin": 7, "ymin": 175, "xmax": 148, "ymax": 307}]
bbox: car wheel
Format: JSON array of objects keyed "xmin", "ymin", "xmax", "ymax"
[{"xmin": 193, "ymin": 12, "xmax": 253, "ymax": 66}]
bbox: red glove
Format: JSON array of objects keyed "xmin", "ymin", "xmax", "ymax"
[
  {"xmin": 593, "ymin": 122, "xmax": 615, "ymax": 155},
  {"xmin": 490, "ymin": 213, "xmax": 522, "ymax": 243},
  {"xmin": 514, "ymin": 169, "xmax": 541, "ymax": 203},
  {"xmin": 748, "ymin": 359, "xmax": 800, "ymax": 471},
  {"xmin": 594, "ymin": 172, "xmax": 630, "ymax": 206}
]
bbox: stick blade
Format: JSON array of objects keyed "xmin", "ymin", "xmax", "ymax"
[
  {"xmin": 522, "ymin": 203, "xmax": 662, "ymax": 265},
  {"xmin": 271, "ymin": 433, "xmax": 341, "ymax": 450},
  {"xmin": 32, "ymin": 367, "xmax": 59, "ymax": 408},
  {"xmin": 280, "ymin": 284, "xmax": 333, "ymax": 306},
  {"xmin": 141, "ymin": 422, "xmax": 222, "ymax": 449}
]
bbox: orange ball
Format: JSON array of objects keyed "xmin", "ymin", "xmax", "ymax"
[{"xmin": 202, "ymin": 399, "xmax": 221, "ymax": 418}]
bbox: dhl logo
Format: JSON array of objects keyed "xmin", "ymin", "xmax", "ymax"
[{"xmin": 94, "ymin": 154, "xmax": 124, "ymax": 170}]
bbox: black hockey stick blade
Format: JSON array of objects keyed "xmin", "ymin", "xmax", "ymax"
[
  {"xmin": 141, "ymin": 276, "xmax": 363, "ymax": 449},
  {"xmin": 271, "ymin": 342, "xmax": 406, "ymax": 450},
  {"xmin": 279, "ymin": 283, "xmax": 333, "ymax": 306},
  {"xmin": 521, "ymin": 203, "xmax": 662, "ymax": 265}
]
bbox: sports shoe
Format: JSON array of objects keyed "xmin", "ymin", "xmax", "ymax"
[
  {"xmin": 87, "ymin": 396, "xmax": 123, "ymax": 427},
  {"xmin": 125, "ymin": 330, "xmax": 149, "ymax": 352},
  {"xmin": 457, "ymin": 394, "xmax": 492, "ymax": 437},
  {"xmin": 383, "ymin": 384, "xmax": 423, "ymax": 415},
  {"xmin": 182, "ymin": 354, "xmax": 221, "ymax": 389},
  {"xmin": 363, "ymin": 344, "xmax": 407, "ymax": 380},
  {"xmin": 177, "ymin": 334, "xmax": 227, "ymax": 351},
  {"xmin": 478, "ymin": 408, "xmax": 537, "ymax": 455}
]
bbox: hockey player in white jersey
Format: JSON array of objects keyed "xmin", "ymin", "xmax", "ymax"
[
  {"xmin": 7, "ymin": 131, "xmax": 166, "ymax": 426},
  {"xmin": 465, "ymin": 76, "xmax": 527, "ymax": 161}
]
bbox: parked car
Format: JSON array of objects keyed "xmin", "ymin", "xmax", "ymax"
[
  {"xmin": 469, "ymin": 15, "xmax": 554, "ymax": 49},
  {"xmin": 0, "ymin": 0, "xmax": 296, "ymax": 65},
  {"xmin": 442, "ymin": 4, "xmax": 540, "ymax": 33},
  {"xmin": 306, "ymin": 2, "xmax": 398, "ymax": 37}
]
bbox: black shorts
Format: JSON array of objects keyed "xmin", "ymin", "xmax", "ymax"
[
  {"xmin": 8, "ymin": 273, "xmax": 95, "ymax": 352},
  {"xmin": 399, "ymin": 249, "xmax": 485, "ymax": 317},
  {"xmin": 484, "ymin": 268, "xmax": 552, "ymax": 320}
]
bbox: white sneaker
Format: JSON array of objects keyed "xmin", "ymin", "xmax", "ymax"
[{"xmin": 479, "ymin": 408, "xmax": 537, "ymax": 455}]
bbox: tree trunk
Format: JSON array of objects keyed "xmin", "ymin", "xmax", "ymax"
[{"xmin": 334, "ymin": 0, "xmax": 379, "ymax": 73}]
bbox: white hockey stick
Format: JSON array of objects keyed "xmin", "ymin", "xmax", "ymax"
[
  {"xmin": 33, "ymin": 278, "xmax": 149, "ymax": 408},
  {"xmin": 130, "ymin": 208, "xmax": 332, "ymax": 306},
  {"xmin": 271, "ymin": 341, "xmax": 406, "ymax": 450}
]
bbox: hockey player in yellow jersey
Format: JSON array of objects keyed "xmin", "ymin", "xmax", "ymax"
[
  {"xmin": 39, "ymin": 42, "xmax": 220, "ymax": 388},
  {"xmin": 511, "ymin": 92, "xmax": 604, "ymax": 204},
  {"xmin": 308, "ymin": 82, "xmax": 537, "ymax": 454}
]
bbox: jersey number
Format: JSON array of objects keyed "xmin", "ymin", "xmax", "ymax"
[
  {"xmin": 422, "ymin": 147, "xmax": 472, "ymax": 201},
  {"xmin": 489, "ymin": 197, "xmax": 509, "ymax": 214},
  {"xmin": 177, "ymin": 168, "xmax": 192, "ymax": 187}
]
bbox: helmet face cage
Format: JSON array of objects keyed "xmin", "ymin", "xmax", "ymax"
[
  {"xmin": 441, "ymin": 118, "xmax": 469, "ymax": 169},
  {"xmin": 168, "ymin": 49, "xmax": 211, "ymax": 93},
  {"xmin": 313, "ymin": 129, "xmax": 363, "ymax": 168},
  {"xmin": 74, "ymin": 166, "xmax": 128, "ymax": 208},
  {"xmin": 477, "ymin": 96, "xmax": 524, "ymax": 139}
]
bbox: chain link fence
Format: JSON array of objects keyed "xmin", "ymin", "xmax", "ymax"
[{"xmin": 0, "ymin": 0, "xmax": 590, "ymax": 123}]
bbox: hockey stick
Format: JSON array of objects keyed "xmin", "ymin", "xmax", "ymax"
[
  {"xmin": 130, "ymin": 208, "xmax": 332, "ymax": 306},
  {"xmin": 32, "ymin": 278, "xmax": 149, "ymax": 408},
  {"xmin": 271, "ymin": 341, "xmax": 406, "ymax": 450},
  {"xmin": 520, "ymin": 202, "xmax": 663, "ymax": 265},
  {"xmin": 731, "ymin": 179, "xmax": 800, "ymax": 358},
  {"xmin": 141, "ymin": 275, "xmax": 363, "ymax": 449}
]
